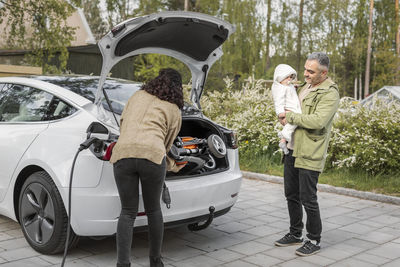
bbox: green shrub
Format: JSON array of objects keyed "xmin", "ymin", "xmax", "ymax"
[
  {"xmin": 328, "ymin": 97, "xmax": 400, "ymax": 174},
  {"xmin": 201, "ymin": 76, "xmax": 281, "ymax": 155},
  {"xmin": 202, "ymin": 77, "xmax": 400, "ymax": 175}
]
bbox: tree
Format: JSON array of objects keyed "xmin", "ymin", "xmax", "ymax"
[
  {"xmin": 364, "ymin": 0, "xmax": 373, "ymax": 97},
  {"xmin": 82, "ymin": 0, "xmax": 108, "ymax": 41},
  {"xmin": 265, "ymin": 0, "xmax": 272, "ymax": 71},
  {"xmin": 0, "ymin": 0, "xmax": 81, "ymax": 73},
  {"xmin": 296, "ymin": 0, "xmax": 304, "ymax": 73}
]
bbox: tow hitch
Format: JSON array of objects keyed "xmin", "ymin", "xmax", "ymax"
[{"xmin": 188, "ymin": 206, "xmax": 215, "ymax": 231}]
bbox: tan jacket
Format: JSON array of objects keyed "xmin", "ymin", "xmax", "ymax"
[
  {"xmin": 286, "ymin": 78, "xmax": 340, "ymax": 172},
  {"xmin": 110, "ymin": 90, "xmax": 182, "ymax": 171}
]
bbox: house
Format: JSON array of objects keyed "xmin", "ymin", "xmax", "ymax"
[{"xmin": 360, "ymin": 86, "xmax": 400, "ymax": 106}]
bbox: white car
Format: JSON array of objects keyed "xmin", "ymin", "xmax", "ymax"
[{"xmin": 0, "ymin": 11, "xmax": 242, "ymax": 254}]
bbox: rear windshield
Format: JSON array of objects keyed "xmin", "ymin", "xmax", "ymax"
[{"xmin": 33, "ymin": 76, "xmax": 141, "ymax": 115}]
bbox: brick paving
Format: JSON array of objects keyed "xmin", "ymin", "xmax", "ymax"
[{"xmin": 1, "ymin": 178, "xmax": 400, "ymax": 266}]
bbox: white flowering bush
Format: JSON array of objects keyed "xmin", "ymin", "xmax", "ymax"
[
  {"xmin": 327, "ymin": 97, "xmax": 400, "ymax": 174},
  {"xmin": 201, "ymin": 76, "xmax": 281, "ymax": 155},
  {"xmin": 202, "ymin": 77, "xmax": 400, "ymax": 175}
]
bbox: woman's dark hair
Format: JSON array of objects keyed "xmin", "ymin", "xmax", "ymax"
[{"xmin": 141, "ymin": 68, "xmax": 184, "ymax": 109}]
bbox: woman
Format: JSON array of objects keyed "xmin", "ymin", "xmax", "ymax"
[{"xmin": 110, "ymin": 68, "xmax": 184, "ymax": 267}]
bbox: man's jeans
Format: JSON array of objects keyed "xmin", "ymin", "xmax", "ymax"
[
  {"xmin": 284, "ymin": 150, "xmax": 322, "ymax": 242},
  {"xmin": 113, "ymin": 157, "xmax": 166, "ymax": 267}
]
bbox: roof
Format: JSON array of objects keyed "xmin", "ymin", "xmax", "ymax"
[{"xmin": 360, "ymin": 86, "xmax": 400, "ymax": 105}]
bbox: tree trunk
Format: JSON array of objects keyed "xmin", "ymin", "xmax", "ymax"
[
  {"xmin": 396, "ymin": 0, "xmax": 400, "ymax": 85},
  {"xmin": 364, "ymin": 0, "xmax": 373, "ymax": 98},
  {"xmin": 396, "ymin": 0, "xmax": 399, "ymax": 55},
  {"xmin": 265, "ymin": 0, "xmax": 272, "ymax": 71},
  {"xmin": 184, "ymin": 0, "xmax": 189, "ymax": 11},
  {"xmin": 296, "ymin": 0, "xmax": 305, "ymax": 74}
]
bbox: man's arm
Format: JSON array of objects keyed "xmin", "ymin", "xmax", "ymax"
[{"xmin": 286, "ymin": 89, "xmax": 339, "ymax": 130}]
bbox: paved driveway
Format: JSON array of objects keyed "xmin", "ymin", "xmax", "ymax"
[{"xmin": 1, "ymin": 178, "xmax": 400, "ymax": 266}]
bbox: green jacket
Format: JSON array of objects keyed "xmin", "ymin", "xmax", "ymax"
[{"xmin": 286, "ymin": 78, "xmax": 340, "ymax": 172}]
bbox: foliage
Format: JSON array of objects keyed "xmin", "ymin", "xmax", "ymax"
[
  {"xmin": 0, "ymin": 0, "xmax": 80, "ymax": 73},
  {"xmin": 201, "ymin": 76, "xmax": 280, "ymax": 154},
  {"xmin": 202, "ymin": 77, "xmax": 400, "ymax": 175},
  {"xmin": 82, "ymin": 0, "xmax": 108, "ymax": 41},
  {"xmin": 328, "ymin": 96, "xmax": 400, "ymax": 174}
]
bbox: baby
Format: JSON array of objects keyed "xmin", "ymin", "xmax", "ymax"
[{"xmin": 271, "ymin": 64, "xmax": 302, "ymax": 154}]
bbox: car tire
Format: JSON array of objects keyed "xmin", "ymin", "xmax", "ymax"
[
  {"xmin": 18, "ymin": 171, "xmax": 79, "ymax": 254},
  {"xmin": 207, "ymin": 134, "xmax": 227, "ymax": 158}
]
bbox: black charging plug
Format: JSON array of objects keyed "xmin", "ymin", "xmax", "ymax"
[{"xmin": 79, "ymin": 137, "xmax": 99, "ymax": 151}]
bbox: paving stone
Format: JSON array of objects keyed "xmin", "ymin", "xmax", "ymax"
[
  {"xmin": 356, "ymin": 231, "xmax": 397, "ymax": 244},
  {"xmin": 0, "ymin": 247, "xmax": 39, "ymax": 261},
  {"xmin": 324, "ymin": 215, "xmax": 361, "ymax": 226},
  {"xmin": 163, "ymin": 243, "xmax": 205, "ymax": 261},
  {"xmin": 206, "ymin": 248, "xmax": 244, "ymax": 262},
  {"xmin": 222, "ymin": 259, "xmax": 258, "ymax": 267},
  {"xmin": 381, "ymin": 258, "xmax": 400, "ymax": 267},
  {"xmin": 366, "ymin": 242, "xmax": 400, "ymax": 260},
  {"xmin": 277, "ymin": 258, "xmax": 320, "ymax": 267},
  {"xmin": 174, "ymin": 254, "xmax": 223, "ymax": 266},
  {"xmin": 241, "ymin": 224, "xmax": 283, "ymax": 237},
  {"xmin": 226, "ymin": 240, "xmax": 272, "ymax": 256},
  {"xmin": 317, "ymin": 246, "xmax": 355, "ymax": 261},
  {"xmin": 50, "ymin": 259, "xmax": 97, "ymax": 266},
  {"xmin": 0, "ymin": 232, "xmax": 14, "ymax": 242},
  {"xmin": 0, "ymin": 178, "xmax": 399, "ymax": 267},
  {"xmin": 300, "ymin": 254, "xmax": 336, "ymax": 266},
  {"xmin": 0, "ymin": 256, "xmax": 52, "ymax": 266},
  {"xmin": 263, "ymin": 247, "xmax": 298, "ymax": 261},
  {"xmin": 321, "ymin": 229, "xmax": 360, "ymax": 245},
  {"xmin": 346, "ymin": 207, "xmax": 387, "ymax": 220},
  {"xmin": 239, "ymin": 218, "xmax": 269, "ymax": 227},
  {"xmin": 320, "ymin": 206, "xmax": 354, "ymax": 219},
  {"xmin": 353, "ymin": 252, "xmax": 392, "ymax": 265},
  {"xmin": 214, "ymin": 221, "xmax": 254, "ymax": 234},
  {"xmin": 39, "ymin": 248, "xmax": 93, "ymax": 264},
  {"xmin": 0, "ymin": 237, "xmax": 29, "ymax": 250},
  {"xmin": 368, "ymin": 214, "xmax": 400, "ymax": 226},
  {"xmin": 0, "ymin": 256, "xmax": 7, "ymax": 264},
  {"xmin": 329, "ymin": 257, "xmax": 378, "ymax": 267},
  {"xmin": 76, "ymin": 251, "xmax": 117, "ymax": 267},
  {"xmin": 242, "ymin": 253, "xmax": 283, "ymax": 266},
  {"xmin": 339, "ymin": 222, "xmax": 377, "ymax": 235},
  {"xmin": 341, "ymin": 238, "xmax": 378, "ymax": 250}
]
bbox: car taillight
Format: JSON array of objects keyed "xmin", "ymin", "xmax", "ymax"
[
  {"xmin": 102, "ymin": 142, "xmax": 117, "ymax": 161},
  {"xmin": 226, "ymin": 131, "xmax": 238, "ymax": 149}
]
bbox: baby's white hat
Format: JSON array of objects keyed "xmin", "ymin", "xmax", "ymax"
[{"xmin": 273, "ymin": 64, "xmax": 297, "ymax": 83}]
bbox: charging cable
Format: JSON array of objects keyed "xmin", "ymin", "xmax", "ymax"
[{"xmin": 61, "ymin": 137, "xmax": 99, "ymax": 267}]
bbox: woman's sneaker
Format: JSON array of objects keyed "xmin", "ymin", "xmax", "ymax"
[
  {"xmin": 295, "ymin": 240, "xmax": 320, "ymax": 256},
  {"xmin": 275, "ymin": 233, "xmax": 303, "ymax": 247}
]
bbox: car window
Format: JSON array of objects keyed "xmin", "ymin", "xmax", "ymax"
[
  {"xmin": 0, "ymin": 83, "xmax": 5, "ymax": 93},
  {"xmin": 0, "ymin": 84, "xmax": 53, "ymax": 122},
  {"xmin": 43, "ymin": 97, "xmax": 77, "ymax": 121},
  {"xmin": 33, "ymin": 76, "xmax": 141, "ymax": 115}
]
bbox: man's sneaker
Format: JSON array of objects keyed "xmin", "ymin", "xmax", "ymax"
[
  {"xmin": 275, "ymin": 233, "xmax": 303, "ymax": 247},
  {"xmin": 295, "ymin": 240, "xmax": 320, "ymax": 256}
]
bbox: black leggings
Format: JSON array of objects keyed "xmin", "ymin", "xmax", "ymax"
[{"xmin": 113, "ymin": 157, "xmax": 166, "ymax": 267}]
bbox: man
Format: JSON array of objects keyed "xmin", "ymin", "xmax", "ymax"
[{"xmin": 274, "ymin": 52, "xmax": 340, "ymax": 256}]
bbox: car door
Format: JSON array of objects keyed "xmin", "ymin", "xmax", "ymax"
[{"xmin": 0, "ymin": 83, "xmax": 51, "ymax": 201}]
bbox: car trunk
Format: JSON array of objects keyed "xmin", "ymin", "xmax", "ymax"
[{"xmin": 166, "ymin": 117, "xmax": 229, "ymax": 179}]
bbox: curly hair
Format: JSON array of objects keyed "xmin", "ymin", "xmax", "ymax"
[{"xmin": 141, "ymin": 68, "xmax": 184, "ymax": 109}]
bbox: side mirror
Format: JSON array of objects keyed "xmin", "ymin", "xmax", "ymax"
[{"xmin": 86, "ymin": 122, "xmax": 109, "ymax": 140}]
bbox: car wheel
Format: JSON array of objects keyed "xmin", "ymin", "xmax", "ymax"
[
  {"xmin": 207, "ymin": 134, "xmax": 227, "ymax": 158},
  {"xmin": 19, "ymin": 171, "xmax": 79, "ymax": 254}
]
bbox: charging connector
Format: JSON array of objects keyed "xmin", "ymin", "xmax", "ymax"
[{"xmin": 61, "ymin": 137, "xmax": 99, "ymax": 267}]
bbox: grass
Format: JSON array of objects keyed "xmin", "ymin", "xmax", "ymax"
[{"xmin": 239, "ymin": 151, "xmax": 400, "ymax": 197}]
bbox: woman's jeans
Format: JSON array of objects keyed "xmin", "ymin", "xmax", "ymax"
[
  {"xmin": 284, "ymin": 150, "xmax": 322, "ymax": 242},
  {"xmin": 113, "ymin": 157, "xmax": 166, "ymax": 266}
]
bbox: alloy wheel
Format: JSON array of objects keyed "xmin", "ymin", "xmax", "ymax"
[{"xmin": 20, "ymin": 182, "xmax": 55, "ymax": 245}]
